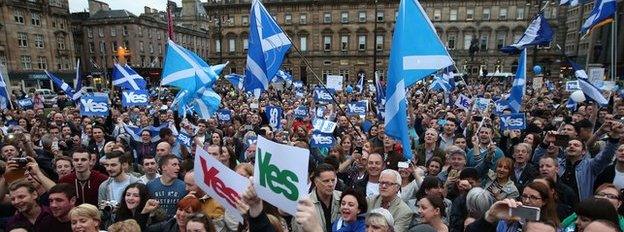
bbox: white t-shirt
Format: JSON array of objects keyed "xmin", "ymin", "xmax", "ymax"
[
  {"xmin": 366, "ymin": 182, "xmax": 380, "ymax": 198},
  {"xmin": 614, "ymin": 168, "xmax": 624, "ymax": 190}
]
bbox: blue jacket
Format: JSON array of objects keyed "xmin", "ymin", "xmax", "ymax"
[
  {"xmin": 533, "ymin": 140, "xmax": 618, "ymax": 200},
  {"xmin": 331, "ymin": 215, "xmax": 366, "ymax": 232},
  {"xmin": 467, "ymin": 146, "xmax": 504, "ymax": 171}
]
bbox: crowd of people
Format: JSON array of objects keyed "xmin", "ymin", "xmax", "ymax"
[{"xmin": 0, "ymin": 75, "xmax": 623, "ymax": 232}]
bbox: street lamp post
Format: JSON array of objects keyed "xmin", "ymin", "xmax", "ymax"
[{"xmin": 373, "ymin": 0, "xmax": 379, "ymax": 80}]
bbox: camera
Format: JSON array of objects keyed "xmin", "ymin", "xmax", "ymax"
[
  {"xmin": 11, "ymin": 157, "xmax": 29, "ymax": 168},
  {"xmin": 99, "ymin": 200, "xmax": 119, "ymax": 212}
]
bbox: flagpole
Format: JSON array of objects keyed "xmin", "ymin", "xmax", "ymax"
[{"xmin": 611, "ymin": 5, "xmax": 617, "ymax": 81}]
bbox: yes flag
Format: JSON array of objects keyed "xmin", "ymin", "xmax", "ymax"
[
  {"xmin": 244, "ymin": 0, "xmax": 292, "ymax": 97},
  {"xmin": 80, "ymin": 94, "xmax": 109, "ymax": 117},
  {"xmin": 162, "ymin": 40, "xmax": 224, "ymax": 92},
  {"xmin": 113, "ymin": 63, "xmax": 147, "ymax": 91},
  {"xmin": 506, "ymin": 49, "xmax": 527, "ymax": 113},
  {"xmin": 570, "ymin": 60, "xmax": 608, "ymax": 106},
  {"xmin": 385, "ymin": 0, "xmax": 453, "ymax": 160},
  {"xmin": 45, "ymin": 70, "xmax": 75, "ymax": 99},
  {"xmin": 580, "ymin": 0, "xmax": 616, "ymax": 35},
  {"xmin": 501, "ymin": 13, "xmax": 553, "ymax": 54},
  {"xmin": 121, "ymin": 89, "xmax": 149, "ymax": 107}
]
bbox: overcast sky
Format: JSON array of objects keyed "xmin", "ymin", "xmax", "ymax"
[{"xmin": 69, "ymin": 0, "xmax": 184, "ymax": 15}]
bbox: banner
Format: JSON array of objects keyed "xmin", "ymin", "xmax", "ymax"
[
  {"xmin": 315, "ymin": 106, "xmax": 326, "ymax": 118},
  {"xmin": 494, "ymin": 99, "xmax": 509, "ymax": 115},
  {"xmin": 499, "ymin": 113, "xmax": 526, "ymax": 131},
  {"xmin": 194, "ymin": 147, "xmax": 247, "ymax": 223},
  {"xmin": 292, "ymin": 81, "xmax": 303, "ymax": 89},
  {"xmin": 177, "ymin": 131, "xmax": 192, "ymax": 147},
  {"xmin": 326, "ymin": 75, "xmax": 344, "ymax": 91},
  {"xmin": 454, "ymin": 94, "xmax": 472, "ymax": 110},
  {"xmin": 310, "ymin": 131, "xmax": 335, "ymax": 148},
  {"xmin": 265, "ymin": 106, "xmax": 283, "ymax": 129},
  {"xmin": 565, "ymin": 81, "xmax": 580, "ymax": 92},
  {"xmin": 121, "ymin": 89, "xmax": 149, "ymax": 107},
  {"xmin": 473, "ymin": 98, "xmax": 491, "ymax": 112},
  {"xmin": 216, "ymin": 109, "xmax": 232, "ymax": 122},
  {"xmin": 254, "ymin": 136, "xmax": 309, "ymax": 215},
  {"xmin": 312, "ymin": 118, "xmax": 337, "ymax": 133},
  {"xmin": 294, "ymin": 106, "xmax": 308, "ymax": 119},
  {"xmin": 313, "ymin": 88, "xmax": 335, "ymax": 104},
  {"xmin": 17, "ymin": 98, "xmax": 33, "ymax": 109},
  {"xmin": 346, "ymin": 101, "xmax": 367, "ymax": 116},
  {"xmin": 588, "ymin": 67, "xmax": 605, "ymax": 84},
  {"xmin": 80, "ymin": 94, "xmax": 109, "ymax": 117}
]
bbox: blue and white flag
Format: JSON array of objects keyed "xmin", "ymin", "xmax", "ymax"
[
  {"xmin": 560, "ymin": 0, "xmax": 591, "ymax": 6},
  {"xmin": 123, "ymin": 123, "xmax": 169, "ymax": 143},
  {"xmin": 293, "ymin": 81, "xmax": 303, "ymax": 89},
  {"xmin": 72, "ymin": 60, "xmax": 84, "ymax": 101},
  {"xmin": 494, "ymin": 99, "xmax": 509, "ymax": 115},
  {"xmin": 113, "ymin": 63, "xmax": 147, "ymax": 91},
  {"xmin": 265, "ymin": 105, "xmax": 283, "ymax": 129},
  {"xmin": 121, "ymin": 89, "xmax": 149, "ymax": 107},
  {"xmin": 177, "ymin": 131, "xmax": 193, "ymax": 148},
  {"xmin": 356, "ymin": 73, "xmax": 365, "ymax": 94},
  {"xmin": 0, "ymin": 70, "xmax": 11, "ymax": 109},
  {"xmin": 80, "ymin": 94, "xmax": 109, "ymax": 117},
  {"xmin": 225, "ymin": 73, "xmax": 245, "ymax": 90},
  {"xmin": 17, "ymin": 98, "xmax": 33, "ymax": 109},
  {"xmin": 216, "ymin": 108, "xmax": 232, "ymax": 122},
  {"xmin": 429, "ymin": 75, "xmax": 452, "ymax": 92},
  {"xmin": 313, "ymin": 88, "xmax": 335, "ymax": 104},
  {"xmin": 346, "ymin": 101, "xmax": 367, "ymax": 116},
  {"xmin": 161, "ymin": 40, "xmax": 224, "ymax": 92},
  {"xmin": 580, "ymin": 0, "xmax": 616, "ymax": 35},
  {"xmin": 310, "ymin": 131, "xmax": 335, "ymax": 148},
  {"xmin": 294, "ymin": 106, "xmax": 308, "ymax": 119},
  {"xmin": 566, "ymin": 97, "xmax": 578, "ymax": 110},
  {"xmin": 501, "ymin": 13, "xmax": 554, "ymax": 53},
  {"xmin": 312, "ymin": 118, "xmax": 337, "ymax": 133},
  {"xmin": 454, "ymin": 94, "xmax": 472, "ymax": 110},
  {"xmin": 170, "ymin": 87, "xmax": 222, "ymax": 119},
  {"xmin": 385, "ymin": 0, "xmax": 453, "ymax": 160},
  {"xmin": 272, "ymin": 69, "xmax": 293, "ymax": 85},
  {"xmin": 506, "ymin": 49, "xmax": 527, "ymax": 113},
  {"xmin": 244, "ymin": 0, "xmax": 292, "ymax": 97},
  {"xmin": 375, "ymin": 72, "xmax": 385, "ymax": 120},
  {"xmin": 499, "ymin": 113, "xmax": 527, "ymax": 131},
  {"xmin": 45, "ymin": 70, "xmax": 75, "ymax": 99},
  {"xmin": 570, "ymin": 60, "xmax": 608, "ymax": 106}
]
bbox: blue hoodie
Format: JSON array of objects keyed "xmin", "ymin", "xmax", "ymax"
[{"xmin": 331, "ymin": 215, "xmax": 366, "ymax": 232}]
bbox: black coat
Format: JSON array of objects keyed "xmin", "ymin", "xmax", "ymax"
[
  {"xmin": 147, "ymin": 218, "xmax": 178, "ymax": 232},
  {"xmin": 510, "ymin": 163, "xmax": 539, "ymax": 191},
  {"xmin": 595, "ymin": 164, "xmax": 616, "ymax": 190}
]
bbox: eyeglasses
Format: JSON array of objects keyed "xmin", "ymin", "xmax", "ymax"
[
  {"xmin": 596, "ymin": 192, "xmax": 620, "ymax": 200},
  {"xmin": 379, "ymin": 181, "xmax": 398, "ymax": 187},
  {"xmin": 521, "ymin": 194, "xmax": 542, "ymax": 201}
]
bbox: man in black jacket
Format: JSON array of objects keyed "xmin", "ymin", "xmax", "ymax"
[{"xmin": 595, "ymin": 144, "xmax": 624, "ymax": 190}]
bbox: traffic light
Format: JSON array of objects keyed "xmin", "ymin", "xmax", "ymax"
[{"xmin": 116, "ymin": 46, "xmax": 131, "ymax": 64}]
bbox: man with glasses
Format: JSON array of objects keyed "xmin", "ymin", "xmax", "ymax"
[
  {"xmin": 292, "ymin": 164, "xmax": 341, "ymax": 232},
  {"xmin": 367, "ymin": 169, "xmax": 413, "ymax": 232}
]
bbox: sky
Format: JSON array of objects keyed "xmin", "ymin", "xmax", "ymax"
[{"xmin": 69, "ymin": 0, "xmax": 184, "ymax": 15}]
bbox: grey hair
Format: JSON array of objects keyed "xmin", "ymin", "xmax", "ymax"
[
  {"xmin": 40, "ymin": 134, "xmax": 53, "ymax": 148},
  {"xmin": 514, "ymin": 143, "xmax": 533, "ymax": 155},
  {"xmin": 445, "ymin": 145, "xmax": 466, "ymax": 158},
  {"xmin": 380, "ymin": 169, "xmax": 401, "ymax": 185},
  {"xmin": 466, "ymin": 187, "xmax": 495, "ymax": 218}
]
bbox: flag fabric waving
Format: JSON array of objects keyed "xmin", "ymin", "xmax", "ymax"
[
  {"xmin": 385, "ymin": 0, "xmax": 453, "ymax": 160},
  {"xmin": 225, "ymin": 73, "xmax": 245, "ymax": 90},
  {"xmin": 374, "ymin": 71, "xmax": 385, "ymax": 120},
  {"xmin": 45, "ymin": 70, "xmax": 75, "ymax": 99},
  {"xmin": 112, "ymin": 63, "xmax": 147, "ymax": 90},
  {"xmin": 580, "ymin": 0, "xmax": 616, "ymax": 35},
  {"xmin": 271, "ymin": 69, "xmax": 293, "ymax": 85},
  {"xmin": 123, "ymin": 123, "xmax": 170, "ymax": 143},
  {"xmin": 161, "ymin": 40, "xmax": 221, "ymax": 92},
  {"xmin": 429, "ymin": 75, "xmax": 452, "ymax": 92},
  {"xmin": 560, "ymin": 0, "xmax": 591, "ymax": 6},
  {"xmin": 506, "ymin": 49, "xmax": 527, "ymax": 113},
  {"xmin": 72, "ymin": 60, "xmax": 84, "ymax": 101},
  {"xmin": 501, "ymin": 13, "xmax": 554, "ymax": 53},
  {"xmin": 0, "ymin": 70, "xmax": 11, "ymax": 109},
  {"xmin": 244, "ymin": 0, "xmax": 292, "ymax": 97},
  {"xmin": 356, "ymin": 73, "xmax": 364, "ymax": 94},
  {"xmin": 570, "ymin": 60, "xmax": 609, "ymax": 106}
]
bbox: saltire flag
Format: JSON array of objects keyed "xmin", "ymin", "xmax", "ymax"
[
  {"xmin": 429, "ymin": 75, "xmax": 452, "ymax": 92},
  {"xmin": 501, "ymin": 13, "xmax": 554, "ymax": 54},
  {"xmin": 356, "ymin": 73, "xmax": 364, "ymax": 94},
  {"xmin": 0, "ymin": 69, "xmax": 11, "ymax": 109},
  {"xmin": 225, "ymin": 73, "xmax": 245, "ymax": 90},
  {"xmin": 385, "ymin": 0, "xmax": 453, "ymax": 160},
  {"xmin": 123, "ymin": 122, "xmax": 170, "ymax": 143},
  {"xmin": 560, "ymin": 0, "xmax": 591, "ymax": 6},
  {"xmin": 72, "ymin": 60, "xmax": 84, "ymax": 101},
  {"xmin": 244, "ymin": 0, "xmax": 292, "ymax": 97},
  {"xmin": 570, "ymin": 60, "xmax": 609, "ymax": 106},
  {"xmin": 45, "ymin": 70, "xmax": 75, "ymax": 99},
  {"xmin": 580, "ymin": 0, "xmax": 616, "ymax": 36},
  {"xmin": 442, "ymin": 66, "xmax": 456, "ymax": 90},
  {"xmin": 271, "ymin": 69, "xmax": 293, "ymax": 85},
  {"xmin": 374, "ymin": 71, "xmax": 385, "ymax": 120},
  {"xmin": 112, "ymin": 63, "xmax": 147, "ymax": 90},
  {"xmin": 170, "ymin": 88, "xmax": 222, "ymax": 119},
  {"xmin": 566, "ymin": 97, "xmax": 578, "ymax": 111},
  {"xmin": 161, "ymin": 40, "xmax": 222, "ymax": 92},
  {"xmin": 506, "ymin": 49, "xmax": 527, "ymax": 113}
]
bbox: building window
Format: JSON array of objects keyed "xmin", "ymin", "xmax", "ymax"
[
  {"xmin": 300, "ymin": 36, "xmax": 307, "ymax": 51},
  {"xmin": 339, "ymin": 69, "xmax": 350, "ymax": 81},
  {"xmin": 450, "ymin": 9, "xmax": 458, "ymax": 21},
  {"xmin": 242, "ymin": 15, "xmax": 249, "ymax": 25},
  {"xmin": 358, "ymin": 11, "xmax": 366, "ymax": 22},
  {"xmin": 341, "ymin": 35, "xmax": 349, "ymax": 51},
  {"xmin": 122, "ymin": 26, "xmax": 128, "ymax": 36},
  {"xmin": 139, "ymin": 41, "xmax": 144, "ymax": 52},
  {"xmin": 112, "ymin": 41, "xmax": 118, "ymax": 52},
  {"xmin": 375, "ymin": 35, "xmax": 384, "ymax": 51},
  {"xmin": 36, "ymin": 56, "xmax": 47, "ymax": 70},
  {"xmin": 341, "ymin": 12, "xmax": 349, "ymax": 23},
  {"xmin": 149, "ymin": 42, "xmax": 154, "ymax": 53},
  {"xmin": 466, "ymin": 8, "xmax": 474, "ymax": 20},
  {"xmin": 138, "ymin": 26, "xmax": 143, "ymax": 36},
  {"xmin": 499, "ymin": 8, "xmax": 508, "ymax": 20},
  {"xmin": 228, "ymin": 38, "xmax": 236, "ymax": 52},
  {"xmin": 322, "ymin": 69, "xmax": 331, "ymax": 79},
  {"xmin": 57, "ymin": 35, "xmax": 66, "ymax": 50},
  {"xmin": 21, "ymin": 56, "xmax": 32, "ymax": 70},
  {"xmin": 323, "ymin": 36, "xmax": 331, "ymax": 51},
  {"xmin": 34, "ymin": 34, "xmax": 44, "ymax": 48},
  {"xmin": 300, "ymin": 14, "xmax": 307, "ymax": 24},
  {"xmin": 284, "ymin": 14, "xmax": 292, "ymax": 24},
  {"xmin": 496, "ymin": 31, "xmax": 506, "ymax": 49},
  {"xmin": 100, "ymin": 41, "xmax": 106, "ymax": 53},
  {"xmin": 31, "ymin": 12, "xmax": 41, "ymax": 26},
  {"xmin": 447, "ymin": 33, "xmax": 456, "ymax": 50},
  {"xmin": 464, "ymin": 34, "xmax": 473, "ymax": 50},
  {"xmin": 87, "ymin": 27, "xmax": 93, "ymax": 38},
  {"xmin": 18, "ymin": 33, "xmax": 28, "ymax": 47},
  {"xmin": 516, "ymin": 8, "xmax": 525, "ymax": 20},
  {"xmin": 323, "ymin": 13, "xmax": 331, "ymax": 23},
  {"xmin": 483, "ymin": 8, "xmax": 491, "ymax": 20},
  {"xmin": 89, "ymin": 42, "xmax": 95, "ymax": 53},
  {"xmin": 433, "ymin": 9, "xmax": 441, "ymax": 21},
  {"xmin": 0, "ymin": 53, "xmax": 6, "ymax": 67},
  {"xmin": 98, "ymin": 27, "xmax": 104, "ymax": 37},
  {"xmin": 358, "ymin": 35, "xmax": 366, "ymax": 51},
  {"xmin": 480, "ymin": 34, "xmax": 488, "ymax": 50},
  {"xmin": 243, "ymin": 38, "xmax": 248, "ymax": 51},
  {"xmin": 215, "ymin": 40, "xmax": 221, "ymax": 53},
  {"xmin": 376, "ymin": 11, "xmax": 384, "ymax": 22},
  {"xmin": 14, "ymin": 10, "xmax": 24, "ymax": 24}
]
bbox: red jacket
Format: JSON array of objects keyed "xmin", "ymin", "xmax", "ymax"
[{"xmin": 59, "ymin": 170, "xmax": 108, "ymax": 206}]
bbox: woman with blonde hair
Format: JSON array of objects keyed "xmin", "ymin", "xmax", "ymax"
[
  {"xmin": 107, "ymin": 219, "xmax": 141, "ymax": 232},
  {"xmin": 69, "ymin": 204, "xmax": 103, "ymax": 232},
  {"xmin": 366, "ymin": 208, "xmax": 395, "ymax": 232}
]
